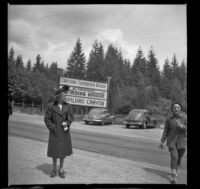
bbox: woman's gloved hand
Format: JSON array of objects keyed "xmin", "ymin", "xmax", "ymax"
[{"xmin": 159, "ymin": 142, "xmax": 165, "ymax": 149}]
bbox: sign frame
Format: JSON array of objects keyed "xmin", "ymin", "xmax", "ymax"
[{"xmin": 60, "ymin": 77, "xmax": 108, "ymax": 108}]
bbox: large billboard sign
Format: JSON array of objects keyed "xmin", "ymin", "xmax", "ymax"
[{"xmin": 60, "ymin": 77, "xmax": 108, "ymax": 108}]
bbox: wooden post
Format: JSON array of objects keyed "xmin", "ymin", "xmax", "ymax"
[{"xmin": 106, "ymin": 76, "xmax": 112, "ymax": 112}]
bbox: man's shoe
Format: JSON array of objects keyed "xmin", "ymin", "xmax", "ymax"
[
  {"xmin": 59, "ymin": 170, "xmax": 65, "ymax": 179},
  {"xmin": 50, "ymin": 170, "xmax": 57, "ymax": 178}
]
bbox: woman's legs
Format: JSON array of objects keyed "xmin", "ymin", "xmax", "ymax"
[
  {"xmin": 176, "ymin": 148, "xmax": 185, "ymax": 176},
  {"xmin": 169, "ymin": 147, "xmax": 178, "ymax": 183},
  {"xmin": 169, "ymin": 147, "xmax": 178, "ymax": 170},
  {"xmin": 58, "ymin": 158, "xmax": 65, "ymax": 178},
  {"xmin": 52, "ymin": 158, "xmax": 57, "ymax": 171},
  {"xmin": 50, "ymin": 158, "xmax": 57, "ymax": 177},
  {"xmin": 59, "ymin": 158, "xmax": 64, "ymax": 172},
  {"xmin": 177, "ymin": 148, "xmax": 185, "ymax": 166}
]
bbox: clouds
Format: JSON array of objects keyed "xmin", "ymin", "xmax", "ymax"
[
  {"xmin": 8, "ymin": 20, "xmax": 34, "ymax": 47},
  {"xmin": 8, "ymin": 4, "xmax": 187, "ymax": 69},
  {"xmin": 96, "ymin": 28, "xmax": 138, "ymax": 60}
]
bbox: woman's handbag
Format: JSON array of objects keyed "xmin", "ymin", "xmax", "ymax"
[{"xmin": 62, "ymin": 121, "xmax": 69, "ymax": 132}]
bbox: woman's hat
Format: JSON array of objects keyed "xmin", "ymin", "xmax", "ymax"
[{"xmin": 54, "ymin": 85, "xmax": 70, "ymax": 95}]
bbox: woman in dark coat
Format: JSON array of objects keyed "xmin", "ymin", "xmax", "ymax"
[
  {"xmin": 159, "ymin": 102, "xmax": 187, "ymax": 184},
  {"xmin": 44, "ymin": 85, "xmax": 74, "ymax": 178},
  {"xmin": 8, "ymin": 98, "xmax": 12, "ymax": 120},
  {"xmin": 8, "ymin": 96, "xmax": 13, "ymax": 120}
]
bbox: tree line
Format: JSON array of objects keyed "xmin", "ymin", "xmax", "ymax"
[{"xmin": 8, "ymin": 38, "xmax": 187, "ymax": 115}]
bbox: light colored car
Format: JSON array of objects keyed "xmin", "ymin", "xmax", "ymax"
[
  {"xmin": 123, "ymin": 109, "xmax": 157, "ymax": 129},
  {"xmin": 82, "ymin": 108, "xmax": 115, "ymax": 126}
]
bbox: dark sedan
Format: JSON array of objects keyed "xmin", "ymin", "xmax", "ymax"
[
  {"xmin": 82, "ymin": 108, "xmax": 115, "ymax": 126},
  {"xmin": 123, "ymin": 109, "xmax": 157, "ymax": 129}
]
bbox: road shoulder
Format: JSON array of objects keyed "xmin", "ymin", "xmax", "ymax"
[{"xmin": 8, "ymin": 135, "xmax": 186, "ymax": 185}]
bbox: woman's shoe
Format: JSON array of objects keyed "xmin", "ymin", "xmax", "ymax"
[
  {"xmin": 50, "ymin": 170, "xmax": 57, "ymax": 178},
  {"xmin": 59, "ymin": 170, "xmax": 65, "ymax": 179},
  {"xmin": 170, "ymin": 174, "xmax": 177, "ymax": 184},
  {"xmin": 176, "ymin": 165, "xmax": 181, "ymax": 177}
]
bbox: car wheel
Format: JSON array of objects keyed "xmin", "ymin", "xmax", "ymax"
[
  {"xmin": 126, "ymin": 124, "xmax": 130, "ymax": 128},
  {"xmin": 85, "ymin": 121, "xmax": 89, "ymax": 124}
]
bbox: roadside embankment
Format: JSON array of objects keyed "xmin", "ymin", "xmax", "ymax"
[{"xmin": 9, "ymin": 135, "xmax": 186, "ymax": 185}]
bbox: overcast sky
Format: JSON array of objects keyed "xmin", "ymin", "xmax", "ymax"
[{"xmin": 8, "ymin": 4, "xmax": 187, "ymax": 70}]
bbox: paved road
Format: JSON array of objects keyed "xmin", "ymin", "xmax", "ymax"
[{"xmin": 8, "ymin": 118, "xmax": 187, "ymax": 170}]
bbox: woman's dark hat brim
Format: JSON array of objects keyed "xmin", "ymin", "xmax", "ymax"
[{"xmin": 55, "ymin": 85, "xmax": 70, "ymax": 95}]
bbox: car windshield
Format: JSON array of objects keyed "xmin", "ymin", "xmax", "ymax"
[
  {"xmin": 89, "ymin": 109, "xmax": 107, "ymax": 116},
  {"xmin": 127, "ymin": 110, "xmax": 146, "ymax": 120}
]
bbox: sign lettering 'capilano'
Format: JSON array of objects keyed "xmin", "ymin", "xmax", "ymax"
[{"xmin": 60, "ymin": 77, "xmax": 108, "ymax": 108}]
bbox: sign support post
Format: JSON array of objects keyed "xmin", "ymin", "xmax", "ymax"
[{"xmin": 106, "ymin": 76, "xmax": 112, "ymax": 112}]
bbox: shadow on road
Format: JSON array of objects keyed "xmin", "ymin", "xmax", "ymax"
[
  {"xmin": 143, "ymin": 167, "xmax": 171, "ymax": 182},
  {"xmin": 122, "ymin": 126, "xmax": 156, "ymax": 130},
  {"xmin": 36, "ymin": 163, "xmax": 53, "ymax": 175}
]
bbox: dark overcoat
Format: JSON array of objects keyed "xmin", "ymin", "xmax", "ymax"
[
  {"xmin": 161, "ymin": 112, "xmax": 187, "ymax": 149},
  {"xmin": 44, "ymin": 101, "xmax": 74, "ymax": 158}
]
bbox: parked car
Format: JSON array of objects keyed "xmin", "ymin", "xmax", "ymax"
[
  {"xmin": 123, "ymin": 109, "xmax": 157, "ymax": 129},
  {"xmin": 82, "ymin": 108, "xmax": 115, "ymax": 125}
]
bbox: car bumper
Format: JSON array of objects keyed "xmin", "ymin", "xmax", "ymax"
[
  {"xmin": 83, "ymin": 118, "xmax": 103, "ymax": 122},
  {"xmin": 123, "ymin": 121, "xmax": 144, "ymax": 126}
]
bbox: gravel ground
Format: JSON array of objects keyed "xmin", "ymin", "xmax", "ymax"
[{"xmin": 8, "ymin": 136, "xmax": 187, "ymax": 185}]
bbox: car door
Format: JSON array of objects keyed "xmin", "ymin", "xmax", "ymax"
[
  {"xmin": 102, "ymin": 110, "xmax": 110, "ymax": 122},
  {"xmin": 144, "ymin": 112, "xmax": 150, "ymax": 126},
  {"xmin": 147, "ymin": 111, "xmax": 155, "ymax": 127}
]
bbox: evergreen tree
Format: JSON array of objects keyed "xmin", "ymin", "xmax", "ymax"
[
  {"xmin": 169, "ymin": 78, "xmax": 184, "ymax": 103},
  {"xmin": 146, "ymin": 85, "xmax": 160, "ymax": 104},
  {"xmin": 146, "ymin": 47, "xmax": 161, "ymax": 87},
  {"xmin": 104, "ymin": 44, "xmax": 124, "ymax": 112},
  {"xmin": 8, "ymin": 46, "xmax": 15, "ymax": 67},
  {"xmin": 15, "ymin": 54, "xmax": 24, "ymax": 69},
  {"xmin": 8, "ymin": 46, "xmax": 16, "ymax": 95},
  {"xmin": 86, "ymin": 40, "xmax": 105, "ymax": 82},
  {"xmin": 135, "ymin": 71, "xmax": 147, "ymax": 108},
  {"xmin": 171, "ymin": 55, "xmax": 187, "ymax": 90},
  {"xmin": 65, "ymin": 38, "xmax": 86, "ymax": 79},
  {"xmin": 131, "ymin": 47, "xmax": 148, "ymax": 86},
  {"xmin": 161, "ymin": 77, "xmax": 172, "ymax": 99},
  {"xmin": 121, "ymin": 58, "xmax": 132, "ymax": 87},
  {"xmin": 40, "ymin": 60, "xmax": 46, "ymax": 74},
  {"xmin": 33, "ymin": 54, "xmax": 42, "ymax": 72},
  {"xmin": 104, "ymin": 44, "xmax": 123, "ymax": 86},
  {"xmin": 26, "ymin": 59, "xmax": 32, "ymax": 71},
  {"xmin": 45, "ymin": 63, "xmax": 49, "ymax": 76},
  {"xmin": 162, "ymin": 58, "xmax": 173, "ymax": 81},
  {"xmin": 171, "ymin": 54, "xmax": 179, "ymax": 80},
  {"xmin": 131, "ymin": 47, "xmax": 147, "ymax": 75},
  {"xmin": 160, "ymin": 58, "xmax": 173, "ymax": 98},
  {"xmin": 48, "ymin": 62, "xmax": 59, "ymax": 83},
  {"xmin": 11, "ymin": 67, "xmax": 31, "ymax": 102},
  {"xmin": 178, "ymin": 59, "xmax": 187, "ymax": 90},
  {"xmin": 117, "ymin": 50, "xmax": 126, "ymax": 88}
]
